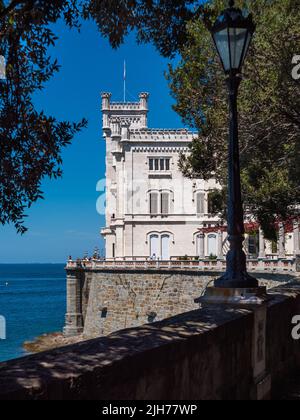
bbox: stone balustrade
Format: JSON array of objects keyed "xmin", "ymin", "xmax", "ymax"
[{"xmin": 66, "ymin": 257, "xmax": 298, "ymax": 273}]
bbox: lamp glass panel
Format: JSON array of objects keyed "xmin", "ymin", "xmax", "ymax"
[
  {"xmin": 229, "ymin": 27, "xmax": 248, "ymax": 70},
  {"xmin": 213, "ymin": 29, "xmax": 230, "ymax": 72},
  {"xmin": 240, "ymin": 31, "xmax": 252, "ymax": 67}
]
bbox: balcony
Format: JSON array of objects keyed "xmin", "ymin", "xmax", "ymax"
[{"xmin": 66, "ymin": 258, "xmax": 298, "ymax": 273}]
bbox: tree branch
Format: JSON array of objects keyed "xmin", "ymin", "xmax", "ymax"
[{"xmin": 0, "ymin": 0, "xmax": 35, "ymax": 19}]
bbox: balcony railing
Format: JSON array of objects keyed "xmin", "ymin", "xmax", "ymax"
[{"xmin": 66, "ymin": 258, "xmax": 297, "ymax": 273}]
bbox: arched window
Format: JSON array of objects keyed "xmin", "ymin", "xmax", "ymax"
[
  {"xmin": 150, "ymin": 235, "xmax": 159, "ymax": 259},
  {"xmin": 207, "ymin": 193, "xmax": 214, "ymax": 215},
  {"xmin": 161, "ymin": 192, "xmax": 170, "ymax": 215},
  {"xmin": 161, "ymin": 235, "xmax": 170, "ymax": 260},
  {"xmin": 150, "ymin": 192, "xmax": 159, "ymax": 215},
  {"xmin": 149, "ymin": 190, "xmax": 171, "ymax": 215},
  {"xmin": 196, "ymin": 193, "xmax": 205, "ymax": 215},
  {"xmin": 208, "ymin": 234, "xmax": 217, "ymax": 257},
  {"xmin": 196, "ymin": 234, "xmax": 205, "ymax": 258},
  {"xmin": 148, "ymin": 232, "xmax": 172, "ymax": 260},
  {"xmin": 248, "ymin": 235, "xmax": 258, "ymax": 256}
]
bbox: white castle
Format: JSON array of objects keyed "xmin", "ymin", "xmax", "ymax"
[{"xmin": 100, "ymin": 92, "xmax": 299, "ymax": 261}]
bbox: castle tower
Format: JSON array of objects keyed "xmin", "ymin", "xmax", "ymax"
[
  {"xmin": 101, "ymin": 92, "xmax": 149, "ymax": 135},
  {"xmin": 101, "ymin": 92, "xmax": 150, "ymax": 259},
  {"xmin": 100, "ymin": 92, "xmax": 221, "ymax": 261}
]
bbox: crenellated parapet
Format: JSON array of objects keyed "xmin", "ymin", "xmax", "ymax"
[
  {"xmin": 128, "ymin": 128, "xmax": 196, "ymax": 142},
  {"xmin": 101, "ymin": 92, "xmax": 150, "ymax": 135},
  {"xmin": 101, "ymin": 92, "xmax": 112, "ymax": 130},
  {"xmin": 101, "ymin": 92, "xmax": 112, "ymax": 110},
  {"xmin": 139, "ymin": 92, "xmax": 150, "ymax": 110}
]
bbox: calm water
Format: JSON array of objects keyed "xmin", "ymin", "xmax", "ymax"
[{"xmin": 0, "ymin": 264, "xmax": 66, "ymax": 363}]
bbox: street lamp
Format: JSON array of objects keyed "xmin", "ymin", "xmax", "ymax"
[
  {"xmin": 211, "ymin": 0, "xmax": 255, "ymax": 77},
  {"xmin": 211, "ymin": 0, "xmax": 258, "ymax": 289}
]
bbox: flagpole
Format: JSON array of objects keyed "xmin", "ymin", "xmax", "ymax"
[{"xmin": 123, "ymin": 60, "xmax": 126, "ymax": 103}]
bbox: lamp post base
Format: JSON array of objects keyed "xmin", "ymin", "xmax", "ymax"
[{"xmin": 196, "ymin": 286, "xmax": 269, "ymax": 306}]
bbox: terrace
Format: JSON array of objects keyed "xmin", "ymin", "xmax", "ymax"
[{"xmin": 66, "ymin": 257, "xmax": 298, "ymax": 273}]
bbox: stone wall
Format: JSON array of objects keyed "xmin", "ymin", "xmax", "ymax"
[
  {"xmin": 84, "ymin": 271, "xmax": 211, "ymax": 337},
  {"xmin": 1, "ymin": 283, "xmax": 300, "ymax": 400},
  {"xmin": 64, "ymin": 267, "xmax": 298, "ymax": 339}
]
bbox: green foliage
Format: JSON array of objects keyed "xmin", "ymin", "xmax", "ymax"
[
  {"xmin": 85, "ymin": 0, "xmax": 208, "ymax": 58},
  {"xmin": 178, "ymin": 255, "xmax": 190, "ymax": 261},
  {"xmin": 1, "ymin": 0, "xmax": 299, "ymax": 239},
  {"xmin": 0, "ymin": 0, "xmax": 215, "ymax": 233},
  {"xmin": 167, "ymin": 0, "xmax": 300, "ymax": 240},
  {"xmin": 0, "ymin": 1, "xmax": 87, "ymax": 233},
  {"xmin": 208, "ymin": 189, "xmax": 227, "ymax": 218}
]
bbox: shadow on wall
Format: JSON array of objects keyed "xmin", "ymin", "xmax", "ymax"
[
  {"xmin": 0, "ymin": 305, "xmax": 252, "ymax": 400},
  {"xmin": 0, "ymin": 282, "xmax": 300, "ymax": 400},
  {"xmin": 257, "ymin": 273, "xmax": 299, "ymax": 282}
]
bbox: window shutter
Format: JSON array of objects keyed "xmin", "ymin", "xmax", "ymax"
[
  {"xmin": 197, "ymin": 193, "xmax": 205, "ymax": 214},
  {"xmin": 150, "ymin": 193, "xmax": 158, "ymax": 214},
  {"xmin": 161, "ymin": 193, "xmax": 169, "ymax": 215}
]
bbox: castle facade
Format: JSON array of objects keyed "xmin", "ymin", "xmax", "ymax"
[{"xmin": 100, "ymin": 92, "xmax": 299, "ymax": 261}]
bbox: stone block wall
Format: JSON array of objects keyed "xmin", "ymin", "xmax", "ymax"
[
  {"xmin": 84, "ymin": 271, "xmax": 213, "ymax": 337},
  {"xmin": 64, "ymin": 268, "xmax": 298, "ymax": 339}
]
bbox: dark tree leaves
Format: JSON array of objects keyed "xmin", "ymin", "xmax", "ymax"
[
  {"xmin": 85, "ymin": 0, "xmax": 209, "ymax": 58},
  {"xmin": 0, "ymin": 1, "xmax": 87, "ymax": 233},
  {"xmin": 0, "ymin": 0, "xmax": 212, "ymax": 233},
  {"xmin": 2, "ymin": 0, "xmax": 298, "ymax": 240},
  {"xmin": 168, "ymin": 0, "xmax": 300, "ymax": 240}
]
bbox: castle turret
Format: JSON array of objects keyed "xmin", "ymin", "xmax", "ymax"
[
  {"xmin": 101, "ymin": 92, "xmax": 112, "ymax": 110},
  {"xmin": 139, "ymin": 93, "xmax": 149, "ymax": 128},
  {"xmin": 139, "ymin": 92, "xmax": 149, "ymax": 107},
  {"xmin": 101, "ymin": 92, "xmax": 112, "ymax": 130},
  {"xmin": 101, "ymin": 92, "xmax": 150, "ymax": 136}
]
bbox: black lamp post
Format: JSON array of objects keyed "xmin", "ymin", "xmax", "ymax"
[{"xmin": 211, "ymin": 0, "xmax": 258, "ymax": 289}]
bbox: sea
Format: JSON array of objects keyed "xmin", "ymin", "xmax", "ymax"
[{"xmin": 0, "ymin": 264, "xmax": 66, "ymax": 363}]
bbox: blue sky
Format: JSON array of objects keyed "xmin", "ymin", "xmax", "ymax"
[{"xmin": 0, "ymin": 19, "xmax": 185, "ymax": 263}]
